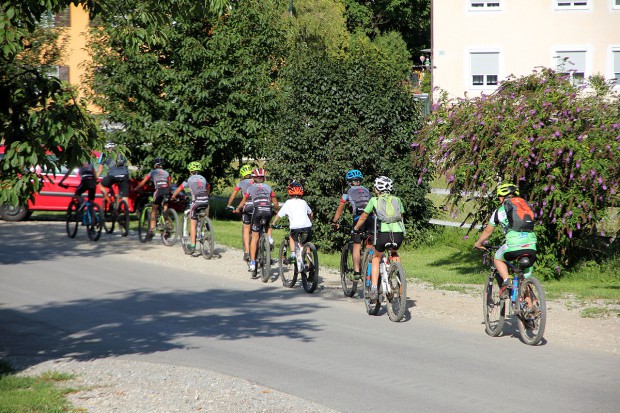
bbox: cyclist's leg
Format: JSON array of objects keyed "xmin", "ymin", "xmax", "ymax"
[
  {"xmin": 289, "ymin": 230, "xmax": 297, "ymax": 257},
  {"xmin": 242, "ymin": 210, "xmax": 252, "ymax": 255},
  {"xmin": 494, "ymin": 244, "xmax": 510, "ymax": 282},
  {"xmin": 151, "ymin": 191, "xmax": 164, "ymax": 233},
  {"xmin": 249, "ymin": 212, "xmax": 263, "ymax": 261},
  {"xmin": 372, "ymin": 233, "xmax": 388, "ymax": 289},
  {"xmin": 99, "ymin": 175, "xmax": 113, "ymax": 200},
  {"xmin": 117, "ymin": 175, "xmax": 130, "ymax": 204}
]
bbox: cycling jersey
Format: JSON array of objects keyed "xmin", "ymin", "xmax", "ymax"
[
  {"xmin": 78, "ymin": 163, "xmax": 95, "ymax": 179},
  {"xmin": 490, "ymin": 206, "xmax": 537, "ymax": 252},
  {"xmin": 244, "ymin": 183, "xmax": 274, "ymax": 213},
  {"xmin": 234, "ymin": 178, "xmax": 254, "ymax": 213},
  {"xmin": 181, "ymin": 174, "xmax": 210, "ymax": 203},
  {"xmin": 97, "ymin": 153, "xmax": 128, "ymax": 176},
  {"xmin": 277, "ymin": 198, "xmax": 312, "ymax": 230},
  {"xmin": 364, "ymin": 196, "xmax": 405, "ymax": 233},
  {"xmin": 147, "ymin": 168, "xmax": 171, "ymax": 190},
  {"xmin": 341, "ymin": 185, "xmax": 371, "ymax": 218}
]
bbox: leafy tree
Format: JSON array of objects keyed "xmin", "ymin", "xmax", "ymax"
[
  {"xmin": 412, "ymin": 68, "xmax": 620, "ymax": 278},
  {"xmin": 87, "ymin": 0, "xmax": 288, "ymax": 182},
  {"xmin": 270, "ymin": 43, "xmax": 433, "ymax": 252}
]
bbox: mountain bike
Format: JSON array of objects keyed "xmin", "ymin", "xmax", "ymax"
[
  {"xmin": 180, "ymin": 205, "xmax": 214, "ymax": 259},
  {"xmin": 65, "ymin": 196, "xmax": 103, "ymax": 241},
  {"xmin": 340, "ymin": 227, "xmax": 371, "ymax": 298},
  {"xmin": 273, "ymin": 225, "xmax": 319, "ymax": 293},
  {"xmin": 361, "ymin": 242, "xmax": 407, "ymax": 322},
  {"xmin": 480, "ymin": 246, "xmax": 546, "ymax": 345},
  {"xmin": 102, "ymin": 184, "xmax": 130, "ymax": 236},
  {"xmin": 137, "ymin": 194, "xmax": 178, "ymax": 246}
]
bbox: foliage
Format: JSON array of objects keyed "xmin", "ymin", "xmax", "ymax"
[
  {"xmin": 270, "ymin": 44, "xmax": 434, "ymax": 252},
  {"xmin": 86, "ymin": 0, "xmax": 288, "ymax": 182},
  {"xmin": 0, "ymin": 1, "xmax": 101, "ymax": 208},
  {"xmin": 412, "ymin": 68, "xmax": 620, "ymax": 279}
]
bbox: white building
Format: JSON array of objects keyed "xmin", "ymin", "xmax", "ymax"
[{"xmin": 431, "ymin": 0, "xmax": 620, "ymax": 99}]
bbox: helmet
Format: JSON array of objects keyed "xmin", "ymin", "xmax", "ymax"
[
  {"xmin": 105, "ymin": 141, "xmax": 116, "ymax": 149},
  {"xmin": 287, "ymin": 182, "xmax": 304, "ymax": 196},
  {"xmin": 346, "ymin": 169, "xmax": 363, "ymax": 181},
  {"xmin": 239, "ymin": 164, "xmax": 253, "ymax": 178},
  {"xmin": 153, "ymin": 157, "xmax": 164, "ymax": 167},
  {"xmin": 251, "ymin": 168, "xmax": 266, "ymax": 179},
  {"xmin": 374, "ymin": 176, "xmax": 393, "ymax": 193},
  {"xmin": 188, "ymin": 161, "xmax": 202, "ymax": 172},
  {"xmin": 497, "ymin": 183, "xmax": 519, "ymax": 197}
]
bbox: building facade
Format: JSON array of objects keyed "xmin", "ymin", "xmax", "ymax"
[{"xmin": 431, "ymin": 0, "xmax": 620, "ymax": 99}]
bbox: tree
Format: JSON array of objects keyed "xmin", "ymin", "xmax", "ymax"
[
  {"xmin": 87, "ymin": 0, "xmax": 288, "ymax": 182},
  {"xmin": 412, "ymin": 68, "xmax": 620, "ymax": 278}
]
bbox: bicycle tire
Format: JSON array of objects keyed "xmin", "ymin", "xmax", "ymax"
[
  {"xmin": 180, "ymin": 213, "xmax": 192, "ymax": 254},
  {"xmin": 138, "ymin": 206, "xmax": 152, "ymax": 243},
  {"xmin": 340, "ymin": 243, "xmax": 357, "ymax": 297},
  {"xmin": 162, "ymin": 208, "xmax": 179, "ymax": 246},
  {"xmin": 251, "ymin": 235, "xmax": 263, "ymax": 279},
  {"xmin": 86, "ymin": 203, "xmax": 103, "ymax": 241},
  {"xmin": 66, "ymin": 200, "xmax": 79, "ymax": 238},
  {"xmin": 301, "ymin": 242, "xmax": 319, "ymax": 293},
  {"xmin": 200, "ymin": 217, "xmax": 215, "ymax": 259},
  {"xmin": 278, "ymin": 239, "xmax": 297, "ymax": 287},
  {"xmin": 260, "ymin": 234, "xmax": 271, "ymax": 283},
  {"xmin": 102, "ymin": 199, "xmax": 115, "ymax": 234},
  {"xmin": 483, "ymin": 271, "xmax": 506, "ymax": 337},
  {"xmin": 362, "ymin": 250, "xmax": 380, "ymax": 316},
  {"xmin": 517, "ymin": 276, "xmax": 547, "ymax": 345},
  {"xmin": 386, "ymin": 261, "xmax": 407, "ymax": 322},
  {"xmin": 117, "ymin": 200, "xmax": 130, "ymax": 237}
]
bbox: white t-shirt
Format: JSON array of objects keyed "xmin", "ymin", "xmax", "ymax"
[{"xmin": 277, "ymin": 198, "xmax": 312, "ymax": 229}]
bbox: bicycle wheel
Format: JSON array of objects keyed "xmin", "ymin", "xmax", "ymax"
[
  {"xmin": 138, "ymin": 206, "xmax": 152, "ymax": 243},
  {"xmin": 102, "ymin": 199, "xmax": 115, "ymax": 234},
  {"xmin": 66, "ymin": 200, "xmax": 79, "ymax": 238},
  {"xmin": 483, "ymin": 271, "xmax": 506, "ymax": 337},
  {"xmin": 362, "ymin": 250, "xmax": 380, "ymax": 316},
  {"xmin": 260, "ymin": 234, "xmax": 271, "ymax": 283},
  {"xmin": 340, "ymin": 243, "xmax": 357, "ymax": 297},
  {"xmin": 117, "ymin": 200, "xmax": 130, "ymax": 237},
  {"xmin": 200, "ymin": 217, "xmax": 215, "ymax": 259},
  {"xmin": 517, "ymin": 276, "xmax": 547, "ymax": 345},
  {"xmin": 180, "ymin": 214, "xmax": 192, "ymax": 254},
  {"xmin": 86, "ymin": 204, "xmax": 103, "ymax": 241},
  {"xmin": 386, "ymin": 261, "xmax": 407, "ymax": 322},
  {"xmin": 301, "ymin": 242, "xmax": 319, "ymax": 293},
  {"xmin": 162, "ymin": 208, "xmax": 179, "ymax": 246},
  {"xmin": 279, "ymin": 239, "xmax": 297, "ymax": 288}
]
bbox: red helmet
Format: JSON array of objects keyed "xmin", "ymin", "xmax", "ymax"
[
  {"xmin": 288, "ymin": 182, "xmax": 304, "ymax": 196},
  {"xmin": 251, "ymin": 168, "xmax": 266, "ymax": 179}
]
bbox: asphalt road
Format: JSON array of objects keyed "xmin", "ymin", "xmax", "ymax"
[{"xmin": 0, "ymin": 222, "xmax": 618, "ymax": 412}]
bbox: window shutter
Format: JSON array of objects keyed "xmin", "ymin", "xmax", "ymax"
[{"xmin": 58, "ymin": 66, "xmax": 70, "ymax": 82}]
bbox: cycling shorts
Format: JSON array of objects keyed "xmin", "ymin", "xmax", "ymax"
[
  {"xmin": 251, "ymin": 209, "xmax": 273, "ymax": 232},
  {"xmin": 374, "ymin": 231, "xmax": 404, "ymax": 253},
  {"xmin": 242, "ymin": 211, "xmax": 252, "ymax": 225},
  {"xmin": 190, "ymin": 201, "xmax": 209, "ymax": 220},
  {"xmin": 352, "ymin": 214, "xmax": 375, "ymax": 244},
  {"xmin": 101, "ymin": 174, "xmax": 129, "ymax": 197},
  {"xmin": 496, "ymin": 244, "xmax": 537, "ymax": 265},
  {"xmin": 75, "ymin": 177, "xmax": 97, "ymax": 202},
  {"xmin": 152, "ymin": 188, "xmax": 171, "ymax": 207},
  {"xmin": 291, "ymin": 227, "xmax": 312, "ymax": 245}
]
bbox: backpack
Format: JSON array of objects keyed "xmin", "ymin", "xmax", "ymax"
[
  {"xmin": 503, "ymin": 197, "xmax": 535, "ymax": 232},
  {"xmin": 375, "ymin": 194, "xmax": 403, "ymax": 224}
]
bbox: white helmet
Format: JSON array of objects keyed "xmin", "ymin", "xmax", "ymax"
[
  {"xmin": 374, "ymin": 176, "xmax": 393, "ymax": 193},
  {"xmin": 104, "ymin": 141, "xmax": 116, "ymax": 149}
]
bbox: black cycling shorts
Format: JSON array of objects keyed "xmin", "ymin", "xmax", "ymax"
[
  {"xmin": 75, "ymin": 177, "xmax": 97, "ymax": 202},
  {"xmin": 291, "ymin": 227, "xmax": 312, "ymax": 245},
  {"xmin": 190, "ymin": 201, "xmax": 209, "ymax": 220},
  {"xmin": 352, "ymin": 215, "xmax": 375, "ymax": 244},
  {"xmin": 251, "ymin": 209, "xmax": 273, "ymax": 232},
  {"xmin": 374, "ymin": 231, "xmax": 404, "ymax": 253},
  {"xmin": 101, "ymin": 174, "xmax": 129, "ymax": 197},
  {"xmin": 152, "ymin": 188, "xmax": 171, "ymax": 207}
]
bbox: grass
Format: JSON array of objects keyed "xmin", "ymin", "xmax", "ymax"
[{"xmin": 0, "ymin": 360, "xmax": 78, "ymax": 413}]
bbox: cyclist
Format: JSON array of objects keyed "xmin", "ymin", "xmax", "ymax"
[
  {"xmin": 331, "ymin": 169, "xmax": 374, "ymax": 280},
  {"xmin": 58, "ymin": 159, "xmax": 97, "ymax": 204},
  {"xmin": 171, "ymin": 161, "xmax": 210, "ymax": 254},
  {"xmin": 134, "ymin": 157, "xmax": 171, "ymax": 239},
  {"xmin": 226, "ymin": 164, "xmax": 254, "ymax": 261},
  {"xmin": 353, "ymin": 176, "xmax": 405, "ymax": 300},
  {"xmin": 234, "ymin": 168, "xmax": 279, "ymax": 273},
  {"xmin": 271, "ymin": 181, "xmax": 313, "ymax": 263},
  {"xmin": 96, "ymin": 141, "xmax": 129, "ymax": 204},
  {"xmin": 473, "ymin": 183, "xmax": 537, "ymax": 295}
]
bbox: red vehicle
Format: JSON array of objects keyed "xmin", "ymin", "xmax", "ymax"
[{"xmin": 0, "ymin": 145, "xmax": 187, "ymax": 221}]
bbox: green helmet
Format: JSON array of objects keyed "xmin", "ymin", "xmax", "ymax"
[
  {"xmin": 497, "ymin": 183, "xmax": 519, "ymax": 197},
  {"xmin": 239, "ymin": 164, "xmax": 253, "ymax": 178},
  {"xmin": 188, "ymin": 161, "xmax": 202, "ymax": 173}
]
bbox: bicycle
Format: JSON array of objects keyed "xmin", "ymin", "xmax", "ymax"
[
  {"xmin": 273, "ymin": 225, "xmax": 319, "ymax": 293},
  {"xmin": 180, "ymin": 205, "xmax": 214, "ymax": 259},
  {"xmin": 339, "ymin": 227, "xmax": 371, "ymax": 298},
  {"xmin": 137, "ymin": 194, "xmax": 179, "ymax": 246},
  {"xmin": 360, "ymin": 242, "xmax": 407, "ymax": 322},
  {"xmin": 480, "ymin": 246, "xmax": 546, "ymax": 345},
  {"xmin": 102, "ymin": 183, "xmax": 130, "ymax": 237},
  {"xmin": 248, "ymin": 216, "xmax": 272, "ymax": 282},
  {"xmin": 65, "ymin": 195, "xmax": 103, "ymax": 241}
]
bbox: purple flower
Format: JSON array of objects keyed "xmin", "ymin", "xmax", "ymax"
[
  {"xmin": 463, "ymin": 235, "xmax": 469, "ymax": 240},
  {"xmin": 569, "ymin": 173, "xmax": 574, "ymax": 180},
  {"xmin": 410, "ymin": 142, "xmax": 420, "ymax": 148},
  {"xmin": 417, "ymin": 177, "xmax": 423, "ymax": 185},
  {"xmin": 603, "ymin": 185, "xmax": 607, "ymax": 190},
  {"xmin": 568, "ymin": 230, "xmax": 573, "ymax": 238},
  {"xmin": 577, "ymin": 222, "xmax": 581, "ymax": 230},
  {"xmin": 598, "ymin": 177, "xmax": 603, "ymax": 184},
  {"xmin": 550, "ymin": 185, "xmax": 555, "ymax": 191}
]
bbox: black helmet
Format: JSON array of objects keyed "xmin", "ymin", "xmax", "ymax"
[{"xmin": 153, "ymin": 157, "xmax": 164, "ymax": 167}]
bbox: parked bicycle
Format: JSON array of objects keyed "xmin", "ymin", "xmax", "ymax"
[
  {"xmin": 180, "ymin": 205, "xmax": 214, "ymax": 259},
  {"xmin": 137, "ymin": 194, "xmax": 179, "ymax": 246},
  {"xmin": 360, "ymin": 242, "xmax": 407, "ymax": 322},
  {"xmin": 480, "ymin": 246, "xmax": 546, "ymax": 345},
  {"xmin": 339, "ymin": 227, "xmax": 371, "ymax": 298},
  {"xmin": 65, "ymin": 195, "xmax": 103, "ymax": 241},
  {"xmin": 102, "ymin": 183, "xmax": 130, "ymax": 236},
  {"xmin": 273, "ymin": 225, "xmax": 319, "ymax": 293}
]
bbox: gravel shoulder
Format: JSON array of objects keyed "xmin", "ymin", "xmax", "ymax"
[{"xmin": 5, "ymin": 221, "xmax": 619, "ymax": 412}]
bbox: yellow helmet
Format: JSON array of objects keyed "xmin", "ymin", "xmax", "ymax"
[
  {"xmin": 239, "ymin": 164, "xmax": 253, "ymax": 178},
  {"xmin": 497, "ymin": 183, "xmax": 519, "ymax": 197}
]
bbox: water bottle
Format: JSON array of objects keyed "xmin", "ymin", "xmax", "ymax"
[
  {"xmin": 366, "ymin": 250, "xmax": 374, "ymax": 287},
  {"xmin": 511, "ymin": 276, "xmax": 518, "ymax": 302}
]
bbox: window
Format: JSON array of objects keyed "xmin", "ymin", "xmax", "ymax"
[
  {"xmin": 470, "ymin": 52, "xmax": 499, "ymax": 88},
  {"xmin": 39, "ymin": 8, "xmax": 70, "ymax": 28},
  {"xmin": 469, "ymin": 1, "xmax": 501, "ymax": 10},
  {"xmin": 613, "ymin": 50, "xmax": 620, "ymax": 85},
  {"xmin": 555, "ymin": 1, "xmax": 589, "ymax": 9},
  {"xmin": 555, "ymin": 51, "xmax": 586, "ymax": 85},
  {"xmin": 45, "ymin": 66, "xmax": 70, "ymax": 82},
  {"xmin": 614, "ymin": 0, "xmax": 620, "ymax": 10}
]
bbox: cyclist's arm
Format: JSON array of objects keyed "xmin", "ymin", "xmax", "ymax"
[
  {"xmin": 332, "ymin": 200, "xmax": 346, "ymax": 224},
  {"xmin": 95, "ymin": 164, "xmax": 104, "ymax": 179},
  {"xmin": 474, "ymin": 224, "xmax": 495, "ymax": 250},
  {"xmin": 134, "ymin": 175, "xmax": 150, "ymax": 191},
  {"xmin": 353, "ymin": 212, "xmax": 369, "ymax": 231},
  {"xmin": 171, "ymin": 183, "xmax": 185, "ymax": 199},
  {"xmin": 227, "ymin": 188, "xmax": 239, "ymax": 207},
  {"xmin": 57, "ymin": 167, "xmax": 73, "ymax": 186},
  {"xmin": 270, "ymin": 194, "xmax": 279, "ymax": 211},
  {"xmin": 235, "ymin": 193, "xmax": 248, "ymax": 211}
]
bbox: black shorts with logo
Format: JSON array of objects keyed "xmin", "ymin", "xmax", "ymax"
[{"xmin": 101, "ymin": 174, "xmax": 129, "ymax": 197}]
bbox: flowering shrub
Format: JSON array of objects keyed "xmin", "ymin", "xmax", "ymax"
[{"xmin": 412, "ymin": 68, "xmax": 620, "ymax": 278}]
